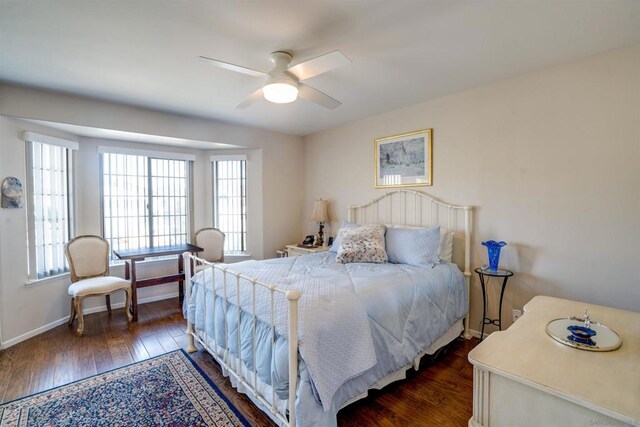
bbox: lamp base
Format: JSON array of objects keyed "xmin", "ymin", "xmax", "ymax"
[{"xmin": 317, "ymin": 223, "xmax": 325, "ymax": 246}]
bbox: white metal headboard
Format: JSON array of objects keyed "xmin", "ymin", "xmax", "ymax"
[{"xmin": 348, "ymin": 189, "xmax": 472, "ymax": 339}]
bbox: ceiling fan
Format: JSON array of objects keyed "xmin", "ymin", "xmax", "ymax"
[{"xmin": 199, "ymin": 50, "xmax": 350, "ymax": 109}]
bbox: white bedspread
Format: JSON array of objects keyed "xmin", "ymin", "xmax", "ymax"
[{"xmin": 193, "ymin": 260, "xmax": 377, "ymax": 411}]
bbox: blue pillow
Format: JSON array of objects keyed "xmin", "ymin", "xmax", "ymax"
[
  {"xmin": 385, "ymin": 226, "xmax": 441, "ymax": 266},
  {"xmin": 329, "ymin": 221, "xmax": 360, "ymax": 253}
]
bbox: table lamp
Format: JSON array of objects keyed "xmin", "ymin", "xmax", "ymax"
[{"xmin": 310, "ymin": 199, "xmax": 329, "ymax": 246}]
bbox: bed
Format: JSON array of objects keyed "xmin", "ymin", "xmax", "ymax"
[{"xmin": 182, "ymin": 190, "xmax": 473, "ymax": 427}]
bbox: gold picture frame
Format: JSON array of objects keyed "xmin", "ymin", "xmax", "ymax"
[{"xmin": 374, "ymin": 129, "xmax": 432, "ymax": 188}]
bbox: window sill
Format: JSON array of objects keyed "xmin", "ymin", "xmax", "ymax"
[
  {"xmin": 224, "ymin": 253, "xmax": 252, "ymax": 263},
  {"xmin": 25, "ymin": 272, "xmax": 70, "ymax": 288},
  {"xmin": 225, "ymin": 251, "xmax": 251, "ymax": 256}
]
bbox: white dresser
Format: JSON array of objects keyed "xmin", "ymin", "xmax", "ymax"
[{"xmin": 468, "ymin": 296, "xmax": 639, "ymax": 427}]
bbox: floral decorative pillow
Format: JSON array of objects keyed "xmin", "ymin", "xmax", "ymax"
[
  {"xmin": 336, "ymin": 224, "xmax": 388, "ymax": 264},
  {"xmin": 329, "ymin": 221, "xmax": 360, "ymax": 253}
]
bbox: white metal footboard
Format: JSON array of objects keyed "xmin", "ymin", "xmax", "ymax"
[{"xmin": 182, "ymin": 252, "xmax": 300, "ymax": 427}]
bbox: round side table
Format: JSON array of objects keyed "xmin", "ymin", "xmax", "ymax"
[{"xmin": 475, "ymin": 267, "xmax": 514, "ymax": 341}]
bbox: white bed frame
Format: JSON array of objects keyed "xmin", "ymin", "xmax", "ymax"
[{"xmin": 183, "ymin": 190, "xmax": 472, "ymax": 427}]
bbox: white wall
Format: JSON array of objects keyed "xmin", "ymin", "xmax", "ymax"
[
  {"xmin": 0, "ymin": 117, "xmax": 86, "ymax": 347},
  {"xmin": 302, "ymin": 44, "xmax": 640, "ymax": 335},
  {"xmin": 0, "ymin": 86, "xmax": 303, "ymax": 346}
]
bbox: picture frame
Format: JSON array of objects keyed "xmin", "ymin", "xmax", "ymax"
[{"xmin": 374, "ymin": 129, "xmax": 432, "ymax": 188}]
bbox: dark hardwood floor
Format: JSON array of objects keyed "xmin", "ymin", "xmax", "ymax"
[{"xmin": 0, "ymin": 298, "xmax": 478, "ymax": 426}]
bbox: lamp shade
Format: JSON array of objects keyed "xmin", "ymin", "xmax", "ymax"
[{"xmin": 310, "ymin": 199, "xmax": 329, "ymax": 223}]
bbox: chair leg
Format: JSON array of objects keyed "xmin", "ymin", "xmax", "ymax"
[
  {"xmin": 68, "ymin": 297, "xmax": 76, "ymax": 325},
  {"xmin": 124, "ymin": 288, "xmax": 133, "ymax": 323},
  {"xmin": 76, "ymin": 297, "xmax": 85, "ymax": 336},
  {"xmin": 105, "ymin": 294, "xmax": 112, "ymax": 315}
]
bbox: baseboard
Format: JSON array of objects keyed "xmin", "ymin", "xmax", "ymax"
[
  {"xmin": 0, "ymin": 291, "xmax": 179, "ymax": 350},
  {"xmin": 469, "ymin": 328, "xmax": 486, "ymax": 340},
  {"xmin": 81, "ymin": 291, "xmax": 179, "ymax": 315},
  {"xmin": 0, "ymin": 317, "xmax": 71, "ymax": 351}
]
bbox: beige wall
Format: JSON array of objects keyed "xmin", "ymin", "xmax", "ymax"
[
  {"xmin": 0, "ymin": 86, "xmax": 303, "ymax": 346},
  {"xmin": 302, "ymin": 44, "xmax": 640, "ymax": 335}
]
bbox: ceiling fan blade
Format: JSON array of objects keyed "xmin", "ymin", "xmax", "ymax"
[
  {"xmin": 288, "ymin": 50, "xmax": 351, "ymax": 81},
  {"xmin": 235, "ymin": 88, "xmax": 264, "ymax": 109},
  {"xmin": 198, "ymin": 56, "xmax": 267, "ymax": 78},
  {"xmin": 298, "ymin": 84, "xmax": 342, "ymax": 109}
]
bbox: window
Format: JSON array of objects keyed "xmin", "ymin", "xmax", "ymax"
[
  {"xmin": 101, "ymin": 149, "xmax": 192, "ymax": 262},
  {"xmin": 212, "ymin": 156, "xmax": 247, "ymax": 253},
  {"xmin": 24, "ymin": 133, "xmax": 77, "ymax": 280}
]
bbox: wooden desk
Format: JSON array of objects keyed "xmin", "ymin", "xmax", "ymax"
[
  {"xmin": 113, "ymin": 243, "xmax": 203, "ymax": 321},
  {"xmin": 468, "ymin": 296, "xmax": 639, "ymax": 427}
]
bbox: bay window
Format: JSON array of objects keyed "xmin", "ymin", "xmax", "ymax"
[{"xmin": 100, "ymin": 148, "xmax": 193, "ymax": 262}]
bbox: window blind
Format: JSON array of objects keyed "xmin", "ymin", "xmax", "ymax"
[
  {"xmin": 26, "ymin": 141, "xmax": 74, "ymax": 279},
  {"xmin": 212, "ymin": 157, "xmax": 247, "ymax": 253},
  {"xmin": 101, "ymin": 152, "xmax": 191, "ymax": 262}
]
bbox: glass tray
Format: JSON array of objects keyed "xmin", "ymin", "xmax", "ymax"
[{"xmin": 546, "ymin": 317, "xmax": 622, "ymax": 352}]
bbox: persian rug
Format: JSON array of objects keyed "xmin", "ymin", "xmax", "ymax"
[{"xmin": 0, "ymin": 349, "xmax": 249, "ymax": 427}]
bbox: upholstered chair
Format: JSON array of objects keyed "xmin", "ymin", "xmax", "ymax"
[
  {"xmin": 64, "ymin": 235, "xmax": 133, "ymax": 336},
  {"xmin": 194, "ymin": 228, "xmax": 225, "ymax": 267}
]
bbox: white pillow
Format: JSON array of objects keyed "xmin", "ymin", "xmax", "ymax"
[
  {"xmin": 336, "ymin": 224, "xmax": 388, "ymax": 264},
  {"xmin": 386, "ymin": 226, "xmax": 440, "ymax": 266},
  {"xmin": 438, "ymin": 228, "xmax": 454, "ymax": 263},
  {"xmin": 389, "ymin": 224, "xmax": 454, "ymax": 263}
]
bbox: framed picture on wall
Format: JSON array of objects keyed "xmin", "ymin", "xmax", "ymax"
[{"xmin": 374, "ymin": 129, "xmax": 432, "ymax": 188}]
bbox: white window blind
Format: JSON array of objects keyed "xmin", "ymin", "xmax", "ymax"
[
  {"xmin": 25, "ymin": 138, "xmax": 76, "ymax": 280},
  {"xmin": 101, "ymin": 152, "xmax": 191, "ymax": 262},
  {"xmin": 211, "ymin": 156, "xmax": 247, "ymax": 253}
]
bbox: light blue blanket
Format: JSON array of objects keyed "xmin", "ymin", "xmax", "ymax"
[{"xmin": 186, "ymin": 252, "xmax": 467, "ymax": 426}]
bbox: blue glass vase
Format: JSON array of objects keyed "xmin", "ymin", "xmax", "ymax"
[{"xmin": 482, "ymin": 240, "xmax": 507, "ymax": 271}]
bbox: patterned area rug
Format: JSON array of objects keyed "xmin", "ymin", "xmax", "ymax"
[{"xmin": 0, "ymin": 349, "xmax": 249, "ymax": 427}]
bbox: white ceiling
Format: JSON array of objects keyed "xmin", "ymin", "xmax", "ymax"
[{"xmin": 1, "ymin": 1, "xmax": 639, "ymax": 136}]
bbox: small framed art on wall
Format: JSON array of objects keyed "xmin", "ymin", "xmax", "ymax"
[{"xmin": 374, "ymin": 129, "xmax": 432, "ymax": 188}]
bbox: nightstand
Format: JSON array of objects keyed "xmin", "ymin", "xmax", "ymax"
[
  {"xmin": 475, "ymin": 267, "xmax": 514, "ymax": 341},
  {"xmin": 286, "ymin": 244, "xmax": 330, "ymax": 257}
]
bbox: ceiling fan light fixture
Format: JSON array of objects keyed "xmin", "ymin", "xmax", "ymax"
[
  {"xmin": 200, "ymin": 49, "xmax": 349, "ymax": 109},
  {"xmin": 263, "ymin": 82, "xmax": 298, "ymax": 104}
]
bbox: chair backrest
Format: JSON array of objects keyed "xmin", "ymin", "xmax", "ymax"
[
  {"xmin": 195, "ymin": 228, "xmax": 225, "ymax": 263},
  {"xmin": 65, "ymin": 235, "xmax": 110, "ymax": 283}
]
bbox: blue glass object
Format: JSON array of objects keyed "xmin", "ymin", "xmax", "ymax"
[
  {"xmin": 482, "ymin": 240, "xmax": 507, "ymax": 271},
  {"xmin": 567, "ymin": 325, "xmax": 597, "ymax": 340},
  {"xmin": 567, "ymin": 335, "xmax": 597, "ymax": 346}
]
